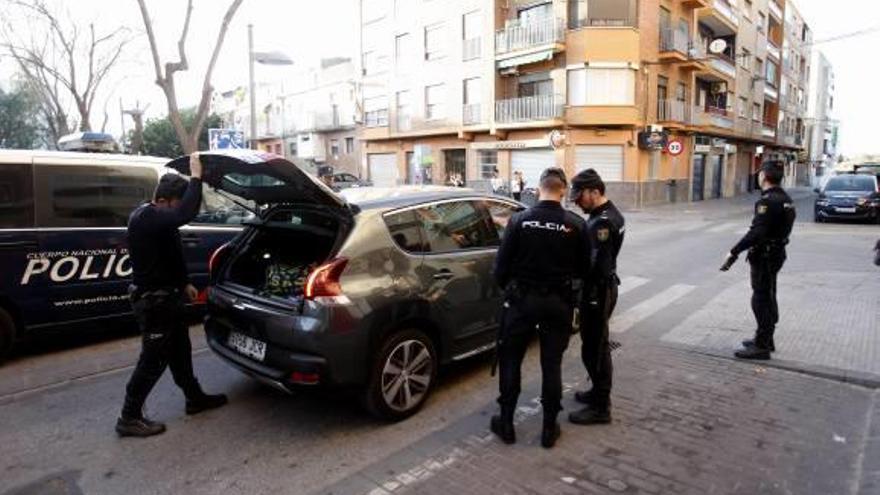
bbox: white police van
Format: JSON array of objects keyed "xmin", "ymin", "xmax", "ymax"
[{"xmin": 0, "ymin": 150, "xmax": 247, "ymax": 362}]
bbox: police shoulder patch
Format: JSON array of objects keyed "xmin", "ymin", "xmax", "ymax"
[
  {"xmin": 757, "ymin": 204, "xmax": 768, "ymax": 214},
  {"xmin": 597, "ymin": 228, "xmax": 610, "ymax": 242}
]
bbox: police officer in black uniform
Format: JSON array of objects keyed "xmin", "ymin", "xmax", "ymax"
[
  {"xmin": 567, "ymin": 169, "xmax": 625, "ymax": 425},
  {"xmin": 116, "ymin": 154, "xmax": 228, "ymax": 437},
  {"xmin": 721, "ymin": 161, "xmax": 796, "ymax": 360},
  {"xmin": 492, "ymin": 168, "xmax": 591, "ymax": 449}
]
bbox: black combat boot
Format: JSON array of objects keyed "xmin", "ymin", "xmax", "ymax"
[
  {"xmin": 185, "ymin": 392, "xmax": 229, "ymax": 415},
  {"xmin": 734, "ymin": 345, "xmax": 771, "ymax": 360},
  {"xmin": 490, "ymin": 407, "xmax": 516, "ymax": 444},
  {"xmin": 569, "ymin": 396, "xmax": 611, "ymax": 425},
  {"xmin": 115, "ymin": 416, "xmax": 166, "ymax": 437},
  {"xmin": 541, "ymin": 414, "xmax": 561, "ymax": 449},
  {"xmin": 741, "ymin": 338, "xmax": 776, "ymax": 352}
]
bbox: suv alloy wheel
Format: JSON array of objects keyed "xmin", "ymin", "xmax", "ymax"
[{"xmin": 364, "ymin": 329, "xmax": 437, "ymax": 420}]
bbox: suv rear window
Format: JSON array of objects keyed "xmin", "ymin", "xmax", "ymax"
[
  {"xmin": 825, "ymin": 175, "xmax": 876, "ymax": 192},
  {"xmin": 33, "ymin": 164, "xmax": 157, "ymax": 228},
  {"xmin": 384, "ymin": 210, "xmax": 427, "ymax": 253},
  {"xmin": 0, "ymin": 163, "xmax": 34, "ymax": 228}
]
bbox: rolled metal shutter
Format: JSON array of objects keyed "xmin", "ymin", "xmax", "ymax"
[
  {"xmin": 574, "ymin": 145, "xmax": 624, "ymax": 182},
  {"xmin": 510, "ymin": 148, "xmax": 555, "ymax": 191},
  {"xmin": 368, "ymin": 153, "xmax": 399, "ymax": 187}
]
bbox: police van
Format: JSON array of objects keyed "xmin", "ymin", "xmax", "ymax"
[{"xmin": 0, "ymin": 150, "xmax": 247, "ymax": 362}]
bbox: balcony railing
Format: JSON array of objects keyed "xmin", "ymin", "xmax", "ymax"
[
  {"xmin": 660, "ymin": 28, "xmax": 690, "ymax": 54},
  {"xmin": 495, "ymin": 17, "xmax": 564, "ymax": 55},
  {"xmin": 710, "ymin": 56, "xmax": 737, "ymax": 78},
  {"xmin": 764, "ymin": 84, "xmax": 778, "ymax": 100},
  {"xmin": 657, "ymin": 99, "xmax": 690, "ymax": 122},
  {"xmin": 463, "ymin": 103, "xmax": 482, "ymax": 125},
  {"xmin": 762, "ymin": 124, "xmax": 777, "ymax": 138},
  {"xmin": 692, "ymin": 105, "xmax": 734, "ymax": 129},
  {"xmin": 463, "ymin": 37, "xmax": 481, "ymax": 61},
  {"xmin": 767, "ymin": 41, "xmax": 781, "ymax": 61},
  {"xmin": 495, "ymin": 94, "xmax": 563, "ymax": 124},
  {"xmin": 712, "ymin": 0, "xmax": 739, "ymax": 27},
  {"xmin": 769, "ymin": 0, "xmax": 783, "ymax": 20}
]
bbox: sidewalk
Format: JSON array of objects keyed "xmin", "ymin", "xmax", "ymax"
[
  {"xmin": 316, "ymin": 342, "xmax": 876, "ymax": 495},
  {"xmin": 622, "ymin": 187, "xmax": 814, "ymax": 219}
]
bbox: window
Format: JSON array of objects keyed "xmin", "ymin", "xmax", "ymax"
[
  {"xmin": 424, "ymin": 23, "xmax": 445, "ymax": 61},
  {"xmin": 825, "ymin": 176, "xmax": 876, "ymax": 193},
  {"xmin": 462, "ymin": 11, "xmax": 481, "ymax": 60},
  {"xmin": 364, "ymin": 95, "xmax": 389, "ymax": 127},
  {"xmin": 33, "ymin": 165, "xmax": 156, "ymax": 228},
  {"xmin": 752, "ymin": 102, "xmax": 762, "ymax": 121},
  {"xmin": 755, "ymin": 57, "xmax": 763, "ymax": 77},
  {"xmin": 757, "ymin": 12, "xmax": 766, "ymax": 32},
  {"xmin": 425, "ymin": 84, "xmax": 445, "ymax": 120},
  {"xmin": 478, "ymin": 150, "xmax": 498, "ymax": 180},
  {"xmin": 463, "ymin": 77, "xmax": 482, "ymax": 124},
  {"xmin": 675, "ymin": 82, "xmax": 687, "ymax": 103},
  {"xmin": 518, "ymin": 77, "xmax": 553, "ymax": 98},
  {"xmin": 363, "ymin": 50, "xmax": 387, "ymax": 76},
  {"xmin": 363, "ymin": 0, "xmax": 389, "ymax": 23},
  {"xmin": 657, "ymin": 75, "xmax": 668, "ymax": 104},
  {"xmin": 196, "ymin": 187, "xmax": 256, "ymax": 225},
  {"xmin": 567, "ymin": 68, "xmax": 636, "ymax": 106},
  {"xmin": 518, "ymin": 2, "xmax": 552, "ymax": 23},
  {"xmin": 396, "ymin": 90, "xmax": 411, "ymax": 130},
  {"xmin": 570, "ymin": 0, "xmax": 637, "ymax": 28},
  {"xmin": 384, "ymin": 210, "xmax": 427, "ymax": 253},
  {"xmin": 330, "ymin": 139, "xmax": 340, "ymax": 156},
  {"xmin": 741, "ymin": 48, "xmax": 751, "ymax": 70},
  {"xmin": 395, "ymin": 33, "xmax": 412, "ymax": 69},
  {"xmin": 345, "ymin": 137, "xmax": 355, "ymax": 154},
  {"xmin": 415, "ymin": 201, "xmax": 496, "ymax": 253},
  {"xmin": 738, "ymin": 97, "xmax": 748, "ymax": 118},
  {"xmin": 480, "ymin": 200, "xmax": 521, "ymax": 243},
  {"xmin": 0, "ymin": 163, "xmax": 34, "ymax": 228},
  {"xmin": 289, "ymin": 141, "xmax": 298, "ymax": 157},
  {"xmin": 659, "ymin": 7, "xmax": 671, "ymax": 30},
  {"xmin": 766, "ymin": 60, "xmax": 779, "ymax": 86}
]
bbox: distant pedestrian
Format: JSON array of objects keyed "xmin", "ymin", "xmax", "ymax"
[
  {"xmin": 318, "ymin": 165, "xmax": 339, "ymax": 192},
  {"xmin": 720, "ymin": 161, "xmax": 796, "ymax": 360},
  {"xmin": 490, "ymin": 168, "xmax": 504, "ymax": 195},
  {"xmin": 511, "ymin": 171, "xmax": 525, "ymax": 201},
  {"xmin": 567, "ymin": 169, "xmax": 625, "ymax": 426},
  {"xmin": 117, "ymin": 153, "xmax": 228, "ymax": 438},
  {"xmin": 492, "ymin": 168, "xmax": 590, "ymax": 449}
]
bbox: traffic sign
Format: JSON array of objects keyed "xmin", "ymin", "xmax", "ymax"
[{"xmin": 666, "ymin": 139, "xmax": 684, "ymax": 156}]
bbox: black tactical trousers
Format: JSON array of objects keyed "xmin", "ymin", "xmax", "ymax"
[
  {"xmin": 497, "ymin": 290, "xmax": 573, "ymax": 416},
  {"xmin": 122, "ymin": 289, "xmax": 201, "ymax": 419},
  {"xmin": 580, "ymin": 282, "xmax": 617, "ymax": 408},
  {"xmin": 749, "ymin": 250, "xmax": 786, "ymax": 349}
]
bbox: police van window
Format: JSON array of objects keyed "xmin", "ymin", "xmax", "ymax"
[
  {"xmin": 415, "ymin": 200, "xmax": 496, "ymax": 253},
  {"xmin": 193, "ymin": 186, "xmax": 256, "ymax": 225},
  {"xmin": 0, "ymin": 163, "xmax": 35, "ymax": 229},
  {"xmin": 33, "ymin": 164, "xmax": 155, "ymax": 228},
  {"xmin": 479, "ymin": 200, "xmax": 521, "ymax": 246},
  {"xmin": 384, "ymin": 210, "xmax": 427, "ymax": 253}
]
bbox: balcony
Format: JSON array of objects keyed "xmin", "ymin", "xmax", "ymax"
[
  {"xmin": 692, "ymin": 105, "xmax": 734, "ymax": 129},
  {"xmin": 766, "ymin": 40, "xmax": 781, "ymax": 61},
  {"xmin": 659, "ymin": 28, "xmax": 689, "ymax": 60},
  {"xmin": 764, "ymin": 84, "xmax": 778, "ymax": 101},
  {"xmin": 762, "ymin": 124, "xmax": 777, "ymax": 138},
  {"xmin": 769, "ymin": 0, "xmax": 783, "ymax": 21},
  {"xmin": 462, "ymin": 103, "xmax": 483, "ymax": 126},
  {"xmin": 495, "ymin": 17, "xmax": 565, "ymax": 63},
  {"xmin": 463, "ymin": 37, "xmax": 481, "ymax": 61},
  {"xmin": 657, "ymin": 99, "xmax": 690, "ymax": 125},
  {"xmin": 495, "ymin": 94, "xmax": 563, "ymax": 124},
  {"xmin": 699, "ymin": 0, "xmax": 739, "ymax": 35},
  {"xmin": 709, "ymin": 56, "xmax": 737, "ymax": 79}
]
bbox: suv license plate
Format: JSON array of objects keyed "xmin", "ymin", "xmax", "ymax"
[
  {"xmin": 227, "ymin": 332, "xmax": 267, "ymax": 361},
  {"xmin": 835, "ymin": 207, "xmax": 856, "ymax": 213}
]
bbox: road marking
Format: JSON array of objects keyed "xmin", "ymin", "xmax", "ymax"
[
  {"xmin": 708, "ymin": 222, "xmax": 741, "ymax": 233},
  {"xmin": 611, "ymin": 284, "xmax": 696, "ymax": 334},
  {"xmin": 617, "ymin": 276, "xmax": 650, "ymax": 296}
]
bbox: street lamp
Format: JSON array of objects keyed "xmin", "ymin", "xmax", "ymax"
[{"xmin": 248, "ymin": 24, "xmax": 293, "ymax": 150}]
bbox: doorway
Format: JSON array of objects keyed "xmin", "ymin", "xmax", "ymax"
[
  {"xmin": 711, "ymin": 155, "xmax": 723, "ymax": 199},
  {"xmin": 444, "ymin": 149, "xmax": 467, "ymax": 186},
  {"xmin": 692, "ymin": 154, "xmax": 706, "ymax": 201}
]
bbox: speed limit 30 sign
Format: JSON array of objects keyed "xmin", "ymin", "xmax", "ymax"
[{"xmin": 666, "ymin": 139, "xmax": 684, "ymax": 156}]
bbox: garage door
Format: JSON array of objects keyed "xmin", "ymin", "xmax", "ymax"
[
  {"xmin": 368, "ymin": 153, "xmax": 399, "ymax": 187},
  {"xmin": 510, "ymin": 148, "xmax": 555, "ymax": 191},
  {"xmin": 574, "ymin": 145, "xmax": 623, "ymax": 182}
]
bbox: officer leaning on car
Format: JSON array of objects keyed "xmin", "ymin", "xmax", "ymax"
[
  {"xmin": 492, "ymin": 167, "xmax": 591, "ymax": 449},
  {"xmin": 720, "ymin": 161, "xmax": 796, "ymax": 361},
  {"xmin": 567, "ymin": 169, "xmax": 625, "ymax": 426},
  {"xmin": 116, "ymin": 153, "xmax": 228, "ymax": 438}
]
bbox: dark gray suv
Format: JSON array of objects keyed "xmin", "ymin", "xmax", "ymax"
[{"xmin": 169, "ymin": 150, "xmax": 522, "ymax": 420}]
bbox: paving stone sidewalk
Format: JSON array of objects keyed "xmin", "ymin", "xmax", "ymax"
[{"xmin": 315, "ymin": 343, "xmax": 877, "ymax": 495}]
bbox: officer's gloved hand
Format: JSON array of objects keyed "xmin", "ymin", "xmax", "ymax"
[{"xmin": 720, "ymin": 252, "xmax": 738, "ymax": 272}]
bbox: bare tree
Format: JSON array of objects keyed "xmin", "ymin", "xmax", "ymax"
[
  {"xmin": 0, "ymin": 0, "xmax": 131, "ymax": 143},
  {"xmin": 136, "ymin": 0, "xmax": 244, "ymax": 154}
]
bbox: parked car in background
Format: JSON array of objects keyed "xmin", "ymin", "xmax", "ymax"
[
  {"xmin": 814, "ymin": 173, "xmax": 880, "ymax": 223},
  {"xmin": 0, "ymin": 151, "xmax": 245, "ymax": 362},
  {"xmin": 332, "ymin": 172, "xmax": 371, "ymax": 189},
  {"xmin": 168, "ymin": 150, "xmax": 523, "ymax": 420}
]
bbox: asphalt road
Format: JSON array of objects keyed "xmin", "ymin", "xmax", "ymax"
[{"xmin": 1, "ymin": 189, "xmax": 877, "ymax": 495}]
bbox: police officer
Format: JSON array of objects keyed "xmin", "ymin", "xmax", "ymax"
[
  {"xmin": 721, "ymin": 161, "xmax": 795, "ymax": 360},
  {"xmin": 492, "ymin": 168, "xmax": 591, "ymax": 449},
  {"xmin": 318, "ymin": 165, "xmax": 338, "ymax": 191},
  {"xmin": 567, "ymin": 169, "xmax": 625, "ymax": 425},
  {"xmin": 116, "ymin": 153, "xmax": 228, "ymax": 437}
]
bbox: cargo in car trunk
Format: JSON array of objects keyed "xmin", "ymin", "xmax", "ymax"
[{"xmin": 223, "ymin": 207, "xmax": 345, "ymax": 302}]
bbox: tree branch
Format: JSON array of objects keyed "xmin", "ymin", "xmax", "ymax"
[{"xmin": 134, "ymin": 0, "xmax": 165, "ymax": 85}]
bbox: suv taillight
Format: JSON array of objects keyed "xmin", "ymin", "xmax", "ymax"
[
  {"xmin": 208, "ymin": 242, "xmax": 232, "ymax": 280},
  {"xmin": 305, "ymin": 258, "xmax": 349, "ymax": 299}
]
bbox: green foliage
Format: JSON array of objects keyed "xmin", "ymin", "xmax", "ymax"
[
  {"xmin": 0, "ymin": 85, "xmax": 43, "ymax": 149},
  {"xmin": 140, "ymin": 108, "xmax": 223, "ymax": 158}
]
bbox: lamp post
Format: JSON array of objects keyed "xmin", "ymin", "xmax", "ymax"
[{"xmin": 248, "ymin": 24, "xmax": 293, "ymax": 149}]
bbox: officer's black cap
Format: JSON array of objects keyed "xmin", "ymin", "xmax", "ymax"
[
  {"xmin": 760, "ymin": 160, "xmax": 784, "ymax": 173},
  {"xmin": 154, "ymin": 173, "xmax": 189, "ymax": 201},
  {"xmin": 540, "ymin": 167, "xmax": 568, "ymax": 188},
  {"xmin": 570, "ymin": 168, "xmax": 605, "ymax": 200}
]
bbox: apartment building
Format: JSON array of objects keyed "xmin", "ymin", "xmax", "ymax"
[
  {"xmin": 213, "ymin": 58, "xmax": 361, "ymax": 174},
  {"xmin": 805, "ymin": 51, "xmax": 838, "ymax": 185},
  {"xmin": 357, "ymin": 0, "xmax": 811, "ymax": 206}
]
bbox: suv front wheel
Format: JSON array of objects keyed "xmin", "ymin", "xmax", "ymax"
[{"xmin": 364, "ymin": 329, "xmax": 437, "ymax": 421}]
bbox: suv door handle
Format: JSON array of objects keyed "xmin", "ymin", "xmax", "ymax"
[
  {"xmin": 181, "ymin": 235, "xmax": 201, "ymax": 246},
  {"xmin": 433, "ymin": 270, "xmax": 454, "ymax": 281}
]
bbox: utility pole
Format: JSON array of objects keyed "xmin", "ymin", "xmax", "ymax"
[{"xmin": 248, "ymin": 24, "xmax": 257, "ymax": 150}]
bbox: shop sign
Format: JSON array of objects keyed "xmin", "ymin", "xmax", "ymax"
[
  {"xmin": 638, "ymin": 130, "xmax": 669, "ymax": 150},
  {"xmin": 694, "ymin": 144, "xmax": 712, "ymax": 153},
  {"xmin": 471, "ymin": 138, "xmax": 549, "ymax": 150}
]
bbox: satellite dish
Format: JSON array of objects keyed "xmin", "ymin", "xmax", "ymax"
[{"xmin": 709, "ymin": 39, "xmax": 728, "ymax": 54}]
